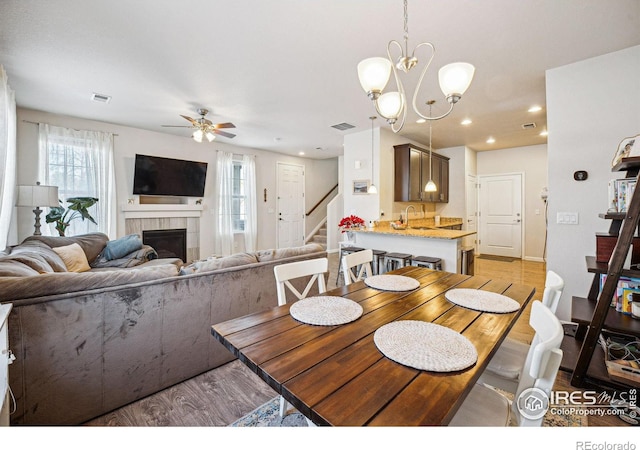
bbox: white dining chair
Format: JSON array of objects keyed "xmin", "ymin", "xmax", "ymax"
[
  {"xmin": 478, "ymin": 270, "xmax": 564, "ymax": 393},
  {"xmin": 273, "ymin": 257, "xmax": 328, "ymax": 422},
  {"xmin": 274, "ymin": 257, "xmax": 328, "ymax": 306},
  {"xmin": 449, "ymin": 300, "xmax": 564, "ymax": 427},
  {"xmin": 342, "ymin": 249, "xmax": 373, "ymax": 285}
]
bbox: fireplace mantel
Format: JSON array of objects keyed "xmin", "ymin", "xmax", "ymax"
[{"xmin": 121, "ymin": 204, "xmax": 203, "ymax": 219}]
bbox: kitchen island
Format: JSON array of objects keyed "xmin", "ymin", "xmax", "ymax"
[{"xmin": 350, "ymin": 218, "xmax": 475, "ymax": 273}]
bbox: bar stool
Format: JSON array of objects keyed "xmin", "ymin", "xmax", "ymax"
[
  {"xmin": 371, "ymin": 249, "xmax": 387, "ymax": 275},
  {"xmin": 384, "ymin": 252, "xmax": 412, "ymax": 272},
  {"xmin": 337, "ymin": 245, "xmax": 364, "ymax": 285},
  {"xmin": 411, "ymin": 256, "xmax": 442, "ymax": 270}
]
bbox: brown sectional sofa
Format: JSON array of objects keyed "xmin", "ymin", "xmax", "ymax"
[{"xmin": 1, "ymin": 233, "xmax": 326, "ymax": 425}]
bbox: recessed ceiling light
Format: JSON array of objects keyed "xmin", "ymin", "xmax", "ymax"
[
  {"xmin": 461, "ymin": 118, "xmax": 472, "ymax": 126},
  {"xmin": 416, "ymin": 118, "xmax": 426, "ymax": 124},
  {"xmin": 299, "ymin": 151, "xmax": 305, "ymax": 156},
  {"xmin": 486, "ymin": 137, "xmax": 496, "ymax": 144},
  {"xmin": 540, "ymin": 130, "xmax": 548, "ymax": 137},
  {"xmin": 528, "ymin": 105, "xmax": 542, "ymax": 113}
]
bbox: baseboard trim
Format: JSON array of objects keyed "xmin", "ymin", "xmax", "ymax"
[{"xmin": 523, "ymin": 256, "xmax": 545, "ymax": 263}]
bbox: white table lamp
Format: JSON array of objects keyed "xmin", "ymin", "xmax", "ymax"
[{"xmin": 16, "ymin": 182, "xmax": 59, "ymax": 235}]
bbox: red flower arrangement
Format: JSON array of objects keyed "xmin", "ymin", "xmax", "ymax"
[{"xmin": 338, "ymin": 215, "xmax": 365, "ymax": 233}]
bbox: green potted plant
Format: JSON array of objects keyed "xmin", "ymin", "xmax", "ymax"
[{"xmin": 45, "ymin": 197, "xmax": 99, "ymax": 236}]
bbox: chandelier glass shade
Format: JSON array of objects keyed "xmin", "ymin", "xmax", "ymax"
[{"xmin": 357, "ymin": 0, "xmax": 475, "ymax": 132}]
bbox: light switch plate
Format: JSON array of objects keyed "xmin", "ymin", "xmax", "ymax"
[{"xmin": 557, "ymin": 212, "xmax": 579, "ymax": 224}]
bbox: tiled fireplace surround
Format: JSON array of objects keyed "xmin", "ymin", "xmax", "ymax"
[{"xmin": 122, "ymin": 204, "xmax": 202, "ymax": 263}]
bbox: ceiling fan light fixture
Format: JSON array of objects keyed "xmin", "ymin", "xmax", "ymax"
[
  {"xmin": 205, "ymin": 131, "xmax": 216, "ymax": 142},
  {"xmin": 192, "ymin": 129, "xmax": 204, "ymax": 143}
]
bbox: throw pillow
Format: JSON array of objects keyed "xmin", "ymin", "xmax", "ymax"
[
  {"xmin": 53, "ymin": 243, "xmax": 91, "ymax": 273},
  {"xmin": 102, "ymin": 234, "xmax": 143, "ymax": 261}
]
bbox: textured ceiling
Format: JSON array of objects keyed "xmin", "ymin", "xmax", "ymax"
[{"xmin": 1, "ymin": 0, "xmax": 639, "ymax": 159}]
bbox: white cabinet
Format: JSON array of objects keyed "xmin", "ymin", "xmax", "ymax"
[{"xmin": 0, "ymin": 304, "xmax": 12, "ymax": 426}]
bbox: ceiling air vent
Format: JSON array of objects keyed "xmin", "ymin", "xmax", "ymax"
[
  {"xmin": 521, "ymin": 122, "xmax": 536, "ymax": 129},
  {"xmin": 331, "ymin": 122, "xmax": 355, "ymax": 131},
  {"xmin": 91, "ymin": 93, "xmax": 112, "ymax": 103}
]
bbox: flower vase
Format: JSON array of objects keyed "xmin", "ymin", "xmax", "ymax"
[{"xmin": 346, "ymin": 231, "xmax": 355, "ymax": 242}]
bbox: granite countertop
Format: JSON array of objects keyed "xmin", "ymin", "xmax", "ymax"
[{"xmin": 352, "ymin": 217, "xmax": 475, "ymax": 240}]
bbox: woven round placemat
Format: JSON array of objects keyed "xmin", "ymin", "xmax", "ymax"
[
  {"xmin": 374, "ymin": 320, "xmax": 477, "ymax": 372},
  {"xmin": 445, "ymin": 288, "xmax": 520, "ymax": 313},
  {"xmin": 364, "ymin": 275, "xmax": 420, "ymax": 292},
  {"xmin": 289, "ymin": 296, "xmax": 363, "ymax": 326}
]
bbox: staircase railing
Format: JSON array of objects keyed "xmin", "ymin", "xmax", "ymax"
[{"xmin": 306, "ymin": 184, "xmax": 338, "ymax": 217}]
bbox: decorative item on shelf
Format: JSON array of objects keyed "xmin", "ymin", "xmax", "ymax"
[
  {"xmin": 611, "ymin": 134, "xmax": 639, "ymax": 168},
  {"xmin": 356, "ymin": 0, "xmax": 474, "ymax": 132},
  {"xmin": 424, "ymin": 100, "xmax": 437, "ymax": 193},
  {"xmin": 45, "ymin": 197, "xmax": 99, "ymax": 236},
  {"xmin": 15, "ymin": 182, "xmax": 59, "ymax": 236}
]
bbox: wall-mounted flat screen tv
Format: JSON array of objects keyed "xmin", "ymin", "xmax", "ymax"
[{"xmin": 133, "ymin": 154, "xmax": 208, "ymax": 197}]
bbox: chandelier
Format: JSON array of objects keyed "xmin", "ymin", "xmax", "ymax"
[{"xmin": 357, "ymin": 0, "xmax": 475, "ymax": 132}]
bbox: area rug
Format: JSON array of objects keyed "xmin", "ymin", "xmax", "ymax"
[
  {"xmin": 228, "ymin": 396, "xmax": 587, "ymax": 427},
  {"xmin": 229, "ymin": 397, "xmax": 308, "ymax": 427},
  {"xmin": 477, "ymin": 255, "xmax": 517, "ymax": 262}
]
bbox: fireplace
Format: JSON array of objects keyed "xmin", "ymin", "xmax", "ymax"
[{"xmin": 143, "ymin": 228, "xmax": 187, "ymax": 262}]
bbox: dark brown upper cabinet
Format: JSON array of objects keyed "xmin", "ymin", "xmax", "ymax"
[{"xmin": 394, "ymin": 143, "xmax": 449, "ymax": 203}]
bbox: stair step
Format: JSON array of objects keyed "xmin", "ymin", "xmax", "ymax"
[
  {"xmin": 317, "ymin": 228, "xmax": 327, "ymax": 236},
  {"xmin": 313, "ymin": 235, "xmax": 327, "ymax": 244}
]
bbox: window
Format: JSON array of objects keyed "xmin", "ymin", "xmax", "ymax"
[
  {"xmin": 39, "ymin": 124, "xmax": 115, "ymax": 237},
  {"xmin": 232, "ymin": 161, "xmax": 246, "ymax": 232}
]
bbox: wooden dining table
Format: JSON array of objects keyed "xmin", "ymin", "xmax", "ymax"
[{"xmin": 210, "ymin": 266, "xmax": 535, "ymax": 426}]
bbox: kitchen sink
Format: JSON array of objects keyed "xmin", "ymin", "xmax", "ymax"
[{"xmin": 410, "ymin": 226, "xmax": 435, "ymax": 230}]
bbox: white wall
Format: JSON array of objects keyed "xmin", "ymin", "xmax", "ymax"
[
  {"xmin": 14, "ymin": 108, "xmax": 338, "ymax": 254},
  {"xmin": 477, "ymin": 144, "xmax": 548, "ymax": 262},
  {"xmin": 546, "ymin": 45, "xmax": 640, "ymax": 321}
]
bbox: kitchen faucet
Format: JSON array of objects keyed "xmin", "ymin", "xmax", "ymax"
[{"xmin": 405, "ymin": 205, "xmax": 416, "ymax": 228}]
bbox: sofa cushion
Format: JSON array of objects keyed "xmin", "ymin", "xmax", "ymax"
[
  {"xmin": 10, "ymin": 240, "xmax": 68, "ymax": 272},
  {"xmin": 102, "ymin": 234, "xmax": 143, "ymax": 261},
  {"xmin": 0, "ymin": 263, "xmax": 179, "ymax": 302},
  {"xmin": 194, "ymin": 252, "xmax": 258, "ymax": 273},
  {"xmin": 53, "ymin": 243, "xmax": 91, "ymax": 273},
  {"xmin": 256, "ymin": 243, "xmax": 325, "ymax": 262},
  {"xmin": 0, "ymin": 260, "xmax": 40, "ymax": 277},
  {"xmin": 4, "ymin": 252, "xmax": 55, "ymax": 274},
  {"xmin": 23, "ymin": 233, "xmax": 109, "ymax": 263}
]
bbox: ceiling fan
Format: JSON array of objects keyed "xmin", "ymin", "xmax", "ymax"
[{"xmin": 162, "ymin": 108, "xmax": 236, "ymax": 142}]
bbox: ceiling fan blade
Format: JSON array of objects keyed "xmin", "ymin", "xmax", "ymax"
[
  {"xmin": 180, "ymin": 115, "xmax": 199, "ymax": 125},
  {"xmin": 214, "ymin": 122, "xmax": 236, "ymax": 129},
  {"xmin": 214, "ymin": 130, "xmax": 236, "ymax": 139}
]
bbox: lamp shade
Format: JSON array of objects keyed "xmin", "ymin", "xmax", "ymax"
[
  {"xmin": 357, "ymin": 57, "xmax": 392, "ymax": 96},
  {"xmin": 438, "ymin": 62, "xmax": 475, "ymax": 98},
  {"xmin": 16, "ymin": 184, "xmax": 59, "ymax": 207},
  {"xmin": 377, "ymin": 91, "xmax": 404, "ymax": 121},
  {"xmin": 192, "ymin": 129, "xmax": 204, "ymax": 143},
  {"xmin": 205, "ymin": 131, "xmax": 216, "ymax": 142},
  {"xmin": 425, "ymin": 179, "xmax": 437, "ymax": 192}
]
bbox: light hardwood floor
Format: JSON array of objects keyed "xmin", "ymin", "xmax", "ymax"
[{"xmin": 86, "ymin": 253, "xmax": 627, "ymax": 427}]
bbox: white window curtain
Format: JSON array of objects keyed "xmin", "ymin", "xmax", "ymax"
[
  {"xmin": 38, "ymin": 124, "xmax": 116, "ymax": 238},
  {"xmin": 243, "ymin": 154, "xmax": 257, "ymax": 252},
  {"xmin": 215, "ymin": 152, "xmax": 258, "ymax": 256},
  {"xmin": 0, "ymin": 66, "xmax": 17, "ymax": 249},
  {"xmin": 214, "ymin": 151, "xmax": 235, "ymax": 256}
]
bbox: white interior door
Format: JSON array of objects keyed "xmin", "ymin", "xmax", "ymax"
[
  {"xmin": 479, "ymin": 173, "xmax": 523, "ymax": 258},
  {"xmin": 465, "ymin": 174, "xmax": 478, "ymax": 250},
  {"xmin": 277, "ymin": 163, "xmax": 305, "ymax": 248}
]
